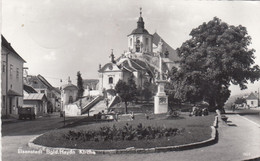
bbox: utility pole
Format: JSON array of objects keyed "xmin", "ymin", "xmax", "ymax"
[{"xmin": 257, "ymin": 88, "xmax": 259, "ymax": 107}]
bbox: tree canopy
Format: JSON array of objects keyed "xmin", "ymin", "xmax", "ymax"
[
  {"xmin": 170, "ymin": 17, "xmax": 260, "ymax": 110},
  {"xmin": 115, "ymin": 74, "xmax": 137, "ymax": 113},
  {"xmin": 76, "ymin": 71, "xmax": 84, "ymax": 100},
  {"xmin": 234, "ymin": 97, "xmax": 246, "ymax": 105}
]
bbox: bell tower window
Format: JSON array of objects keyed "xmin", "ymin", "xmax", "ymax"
[
  {"xmin": 145, "ymin": 38, "xmax": 148, "ymax": 45},
  {"xmin": 69, "ymin": 96, "xmax": 73, "ymax": 104},
  {"xmin": 136, "ymin": 38, "xmax": 140, "ymax": 52}
]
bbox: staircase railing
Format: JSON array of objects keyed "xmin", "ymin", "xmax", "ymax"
[
  {"xmin": 81, "ymin": 95, "xmax": 103, "ymax": 114},
  {"xmin": 108, "ymin": 96, "xmax": 121, "ymax": 110}
]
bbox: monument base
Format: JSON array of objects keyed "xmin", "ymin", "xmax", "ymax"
[{"xmin": 154, "ymin": 95, "xmax": 168, "ymax": 114}]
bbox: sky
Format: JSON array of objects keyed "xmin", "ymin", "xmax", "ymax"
[{"xmin": 2, "ymin": 0, "xmax": 260, "ymax": 96}]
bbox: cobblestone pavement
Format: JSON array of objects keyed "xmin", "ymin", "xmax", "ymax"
[{"xmin": 1, "ymin": 113, "xmax": 260, "ymax": 161}]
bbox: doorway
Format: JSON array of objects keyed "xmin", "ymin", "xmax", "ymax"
[{"xmin": 9, "ymin": 97, "xmax": 12, "ymax": 114}]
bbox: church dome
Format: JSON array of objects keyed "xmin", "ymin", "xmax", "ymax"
[
  {"xmin": 130, "ymin": 9, "xmax": 150, "ymax": 35},
  {"xmin": 61, "ymin": 84, "xmax": 78, "ymax": 90},
  {"xmin": 131, "ymin": 28, "xmax": 150, "ymax": 35}
]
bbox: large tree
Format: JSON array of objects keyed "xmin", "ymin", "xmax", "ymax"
[
  {"xmin": 76, "ymin": 71, "xmax": 84, "ymax": 100},
  {"xmin": 171, "ymin": 17, "xmax": 260, "ymax": 110},
  {"xmin": 115, "ymin": 75, "xmax": 137, "ymax": 113}
]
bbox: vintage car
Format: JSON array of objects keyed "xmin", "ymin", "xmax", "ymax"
[{"xmin": 18, "ymin": 105, "xmax": 36, "ymax": 120}]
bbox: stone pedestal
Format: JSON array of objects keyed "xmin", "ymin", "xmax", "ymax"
[{"xmin": 154, "ymin": 80, "xmax": 168, "ymax": 114}]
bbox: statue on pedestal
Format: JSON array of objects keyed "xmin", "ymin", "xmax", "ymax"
[{"xmin": 154, "ymin": 39, "xmax": 168, "ymax": 114}]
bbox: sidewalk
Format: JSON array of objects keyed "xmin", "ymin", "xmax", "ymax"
[
  {"xmin": 214, "ymin": 114, "xmax": 260, "ymax": 160},
  {"xmin": 98, "ymin": 114, "xmax": 260, "ymax": 161}
]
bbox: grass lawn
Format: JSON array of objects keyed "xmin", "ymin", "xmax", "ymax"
[{"xmin": 34, "ymin": 113, "xmax": 215, "ymax": 150}]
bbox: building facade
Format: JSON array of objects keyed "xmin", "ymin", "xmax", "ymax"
[
  {"xmin": 23, "ymin": 93, "xmax": 48, "ymax": 116},
  {"xmin": 246, "ymin": 92, "xmax": 258, "ymax": 108},
  {"xmin": 24, "ymin": 74, "xmax": 61, "ymax": 112},
  {"xmin": 60, "ymin": 78, "xmax": 78, "ymax": 111},
  {"xmin": 1, "ymin": 35, "xmax": 26, "ymax": 117},
  {"xmin": 98, "ymin": 10, "xmax": 179, "ymax": 96}
]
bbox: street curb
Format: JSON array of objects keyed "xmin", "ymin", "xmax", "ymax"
[
  {"xmin": 28, "ymin": 116, "xmax": 218, "ymax": 155},
  {"xmin": 214, "ymin": 115, "xmax": 218, "ymax": 128}
]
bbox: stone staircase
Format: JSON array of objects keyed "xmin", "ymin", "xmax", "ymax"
[
  {"xmin": 87, "ymin": 100, "xmax": 108, "ymax": 116},
  {"xmin": 81, "ymin": 96, "xmax": 103, "ymax": 114}
]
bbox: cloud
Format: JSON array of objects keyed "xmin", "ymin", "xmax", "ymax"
[{"xmin": 44, "ymin": 51, "xmax": 56, "ymax": 61}]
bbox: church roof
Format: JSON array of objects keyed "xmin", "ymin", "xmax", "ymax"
[
  {"xmin": 121, "ymin": 60, "xmax": 136, "ymax": 72},
  {"xmin": 98, "ymin": 63, "xmax": 122, "ymax": 73},
  {"xmin": 131, "ymin": 28, "xmax": 150, "ymax": 35},
  {"xmin": 118, "ymin": 58, "xmax": 155, "ymax": 76},
  {"xmin": 153, "ymin": 32, "xmax": 180, "ymax": 62},
  {"xmin": 61, "ymin": 83, "xmax": 78, "ymax": 90}
]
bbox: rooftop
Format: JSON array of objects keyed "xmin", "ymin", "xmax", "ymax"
[
  {"xmin": 246, "ymin": 92, "xmax": 258, "ymax": 100},
  {"xmin": 24, "ymin": 93, "xmax": 47, "ymax": 101},
  {"xmin": 1, "ymin": 35, "xmax": 26, "ymax": 63}
]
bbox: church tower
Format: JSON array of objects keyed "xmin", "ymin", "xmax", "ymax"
[{"xmin": 127, "ymin": 8, "xmax": 153, "ymax": 54}]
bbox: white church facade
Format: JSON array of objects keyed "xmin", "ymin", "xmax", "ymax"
[{"xmin": 98, "ymin": 9, "xmax": 179, "ymax": 96}]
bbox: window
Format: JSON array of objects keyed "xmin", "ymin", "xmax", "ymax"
[
  {"xmin": 130, "ymin": 38, "xmax": 132, "ymax": 46},
  {"xmin": 16, "ymin": 68, "xmax": 19, "ymax": 79},
  {"xmin": 10, "ymin": 64, "xmax": 13, "ymax": 79},
  {"xmin": 145, "ymin": 38, "xmax": 149, "ymax": 45},
  {"xmin": 251, "ymin": 101, "xmax": 254, "ymax": 105},
  {"xmin": 40, "ymin": 90, "xmax": 45, "ymax": 93},
  {"xmin": 2, "ymin": 96, "xmax": 5, "ymax": 109},
  {"xmin": 136, "ymin": 38, "xmax": 140, "ymax": 52},
  {"xmin": 2, "ymin": 61, "xmax": 6, "ymax": 73},
  {"xmin": 69, "ymin": 96, "xmax": 73, "ymax": 103},
  {"xmin": 16, "ymin": 97, "xmax": 19, "ymax": 108},
  {"xmin": 109, "ymin": 77, "xmax": 113, "ymax": 84}
]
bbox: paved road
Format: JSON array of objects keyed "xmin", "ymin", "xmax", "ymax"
[
  {"xmin": 1, "ymin": 112, "xmax": 260, "ymax": 161},
  {"xmin": 1, "ymin": 113, "xmax": 86, "ymax": 136}
]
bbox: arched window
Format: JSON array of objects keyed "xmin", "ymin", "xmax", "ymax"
[
  {"xmin": 136, "ymin": 39, "xmax": 140, "ymax": 52},
  {"xmin": 109, "ymin": 77, "xmax": 113, "ymax": 84},
  {"xmin": 145, "ymin": 38, "xmax": 149, "ymax": 45},
  {"xmin": 69, "ymin": 96, "xmax": 73, "ymax": 104}
]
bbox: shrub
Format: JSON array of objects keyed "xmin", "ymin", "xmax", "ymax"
[{"xmin": 63, "ymin": 123, "xmax": 183, "ymax": 142}]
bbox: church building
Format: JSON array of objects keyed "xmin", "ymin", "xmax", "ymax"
[{"xmin": 98, "ymin": 9, "xmax": 179, "ymax": 95}]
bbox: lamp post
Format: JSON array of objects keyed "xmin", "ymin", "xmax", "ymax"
[{"xmin": 257, "ymin": 88, "xmax": 259, "ymax": 107}]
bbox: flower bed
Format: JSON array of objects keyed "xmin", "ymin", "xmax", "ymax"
[
  {"xmin": 63, "ymin": 123, "xmax": 183, "ymax": 142},
  {"xmin": 33, "ymin": 113, "xmax": 215, "ymax": 150}
]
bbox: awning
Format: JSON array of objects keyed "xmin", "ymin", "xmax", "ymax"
[
  {"xmin": 7, "ymin": 89, "xmax": 23, "ymax": 96},
  {"xmin": 24, "ymin": 93, "xmax": 47, "ymax": 101}
]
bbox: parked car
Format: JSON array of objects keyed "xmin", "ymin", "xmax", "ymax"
[{"xmin": 18, "ymin": 106, "xmax": 36, "ymax": 120}]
